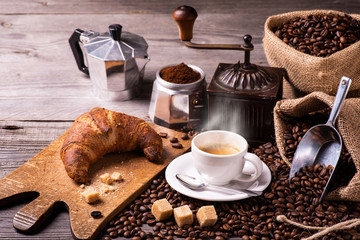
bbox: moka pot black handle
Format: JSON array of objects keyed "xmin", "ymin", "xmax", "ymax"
[{"xmin": 68, "ymin": 29, "xmax": 89, "ymax": 75}]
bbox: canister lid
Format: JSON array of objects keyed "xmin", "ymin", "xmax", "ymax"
[{"xmin": 82, "ymin": 24, "xmax": 148, "ymax": 61}]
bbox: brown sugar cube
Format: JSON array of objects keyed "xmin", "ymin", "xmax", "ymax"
[
  {"xmin": 151, "ymin": 198, "xmax": 173, "ymax": 221},
  {"xmin": 174, "ymin": 205, "xmax": 193, "ymax": 227},
  {"xmin": 196, "ymin": 205, "xmax": 218, "ymax": 227}
]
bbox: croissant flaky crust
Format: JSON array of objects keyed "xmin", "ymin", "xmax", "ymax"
[{"xmin": 60, "ymin": 107, "xmax": 163, "ymax": 183}]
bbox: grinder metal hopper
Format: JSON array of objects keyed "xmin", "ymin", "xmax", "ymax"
[{"xmin": 289, "ymin": 77, "xmax": 351, "ymax": 202}]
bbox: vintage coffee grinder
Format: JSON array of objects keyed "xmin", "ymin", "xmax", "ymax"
[{"xmin": 173, "ymin": 6, "xmax": 285, "ymax": 145}]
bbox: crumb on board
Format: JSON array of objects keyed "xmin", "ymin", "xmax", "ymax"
[
  {"xmin": 100, "ymin": 184, "xmax": 116, "ymax": 194},
  {"xmin": 99, "ymin": 173, "xmax": 113, "ymax": 185},
  {"xmin": 81, "ymin": 187, "xmax": 100, "ymax": 203},
  {"xmin": 99, "ymin": 171, "xmax": 124, "ymax": 185},
  {"xmin": 111, "ymin": 172, "xmax": 123, "ymax": 181},
  {"xmin": 79, "ymin": 171, "xmax": 126, "ymax": 203}
]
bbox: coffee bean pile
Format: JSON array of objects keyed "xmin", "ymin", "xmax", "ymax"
[
  {"xmin": 101, "ymin": 118, "xmax": 360, "ymax": 240},
  {"xmin": 273, "ymin": 14, "xmax": 360, "ymax": 57}
]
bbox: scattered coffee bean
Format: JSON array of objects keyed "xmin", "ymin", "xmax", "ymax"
[
  {"xmin": 108, "ymin": 230, "xmax": 118, "ymax": 238},
  {"xmin": 273, "ymin": 14, "xmax": 360, "ymax": 57},
  {"xmin": 171, "ymin": 143, "xmax": 183, "ymax": 149},
  {"xmin": 91, "ymin": 211, "xmax": 102, "ymax": 219},
  {"xmin": 169, "ymin": 137, "xmax": 178, "ymax": 143},
  {"xmin": 158, "ymin": 132, "xmax": 168, "ymax": 138},
  {"xmin": 181, "ymin": 132, "xmax": 189, "ymax": 140}
]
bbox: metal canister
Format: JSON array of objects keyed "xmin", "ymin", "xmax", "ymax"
[{"xmin": 148, "ymin": 64, "xmax": 206, "ymax": 129}]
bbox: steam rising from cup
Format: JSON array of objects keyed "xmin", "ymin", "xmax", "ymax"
[{"xmin": 201, "ymin": 98, "xmax": 250, "ymax": 139}]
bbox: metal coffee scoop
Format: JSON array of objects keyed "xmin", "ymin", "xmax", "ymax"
[{"xmin": 289, "ymin": 76, "xmax": 351, "ymax": 202}]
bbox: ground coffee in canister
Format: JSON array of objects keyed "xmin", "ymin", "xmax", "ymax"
[{"xmin": 160, "ymin": 62, "xmax": 200, "ymax": 84}]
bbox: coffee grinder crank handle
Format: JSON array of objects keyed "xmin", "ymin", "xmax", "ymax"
[{"xmin": 172, "ymin": 5, "xmax": 253, "ymax": 68}]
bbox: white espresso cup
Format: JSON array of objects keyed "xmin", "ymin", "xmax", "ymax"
[{"xmin": 191, "ymin": 130, "xmax": 263, "ymax": 186}]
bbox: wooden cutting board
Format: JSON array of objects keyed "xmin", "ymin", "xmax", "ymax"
[{"xmin": 0, "ymin": 123, "xmax": 192, "ymax": 240}]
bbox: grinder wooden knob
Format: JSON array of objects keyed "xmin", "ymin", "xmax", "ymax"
[{"xmin": 172, "ymin": 5, "xmax": 198, "ymax": 41}]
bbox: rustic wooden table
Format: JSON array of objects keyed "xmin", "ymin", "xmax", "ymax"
[{"xmin": 0, "ymin": 0, "xmax": 359, "ymax": 239}]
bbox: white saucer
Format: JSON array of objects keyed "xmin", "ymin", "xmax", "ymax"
[{"xmin": 165, "ymin": 152, "xmax": 271, "ymax": 201}]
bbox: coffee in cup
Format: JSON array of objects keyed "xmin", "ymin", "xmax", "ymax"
[
  {"xmin": 191, "ymin": 130, "xmax": 263, "ymax": 186},
  {"xmin": 198, "ymin": 143, "xmax": 240, "ymax": 155}
]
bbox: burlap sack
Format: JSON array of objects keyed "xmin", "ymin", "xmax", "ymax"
[
  {"xmin": 274, "ymin": 92, "xmax": 360, "ymax": 202},
  {"xmin": 263, "ymin": 10, "xmax": 360, "ymax": 98}
]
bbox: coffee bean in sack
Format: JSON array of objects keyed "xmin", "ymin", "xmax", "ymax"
[{"xmin": 273, "ymin": 14, "xmax": 360, "ymax": 57}]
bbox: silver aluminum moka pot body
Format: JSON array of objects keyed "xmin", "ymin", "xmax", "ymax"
[{"xmin": 69, "ymin": 24, "xmax": 150, "ymax": 101}]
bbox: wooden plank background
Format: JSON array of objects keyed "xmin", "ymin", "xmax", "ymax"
[{"xmin": 0, "ymin": 0, "xmax": 359, "ymax": 239}]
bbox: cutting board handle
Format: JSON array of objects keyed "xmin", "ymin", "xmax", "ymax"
[{"xmin": 13, "ymin": 194, "xmax": 57, "ymax": 232}]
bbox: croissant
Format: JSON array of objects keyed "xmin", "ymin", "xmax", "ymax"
[{"xmin": 60, "ymin": 107, "xmax": 163, "ymax": 183}]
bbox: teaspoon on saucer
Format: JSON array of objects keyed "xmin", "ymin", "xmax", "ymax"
[{"xmin": 176, "ymin": 173, "xmax": 261, "ymax": 196}]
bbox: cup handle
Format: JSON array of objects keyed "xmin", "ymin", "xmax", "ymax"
[{"xmin": 236, "ymin": 153, "xmax": 263, "ymax": 182}]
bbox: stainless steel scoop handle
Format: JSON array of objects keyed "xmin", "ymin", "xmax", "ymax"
[{"xmin": 327, "ymin": 76, "xmax": 352, "ymax": 127}]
